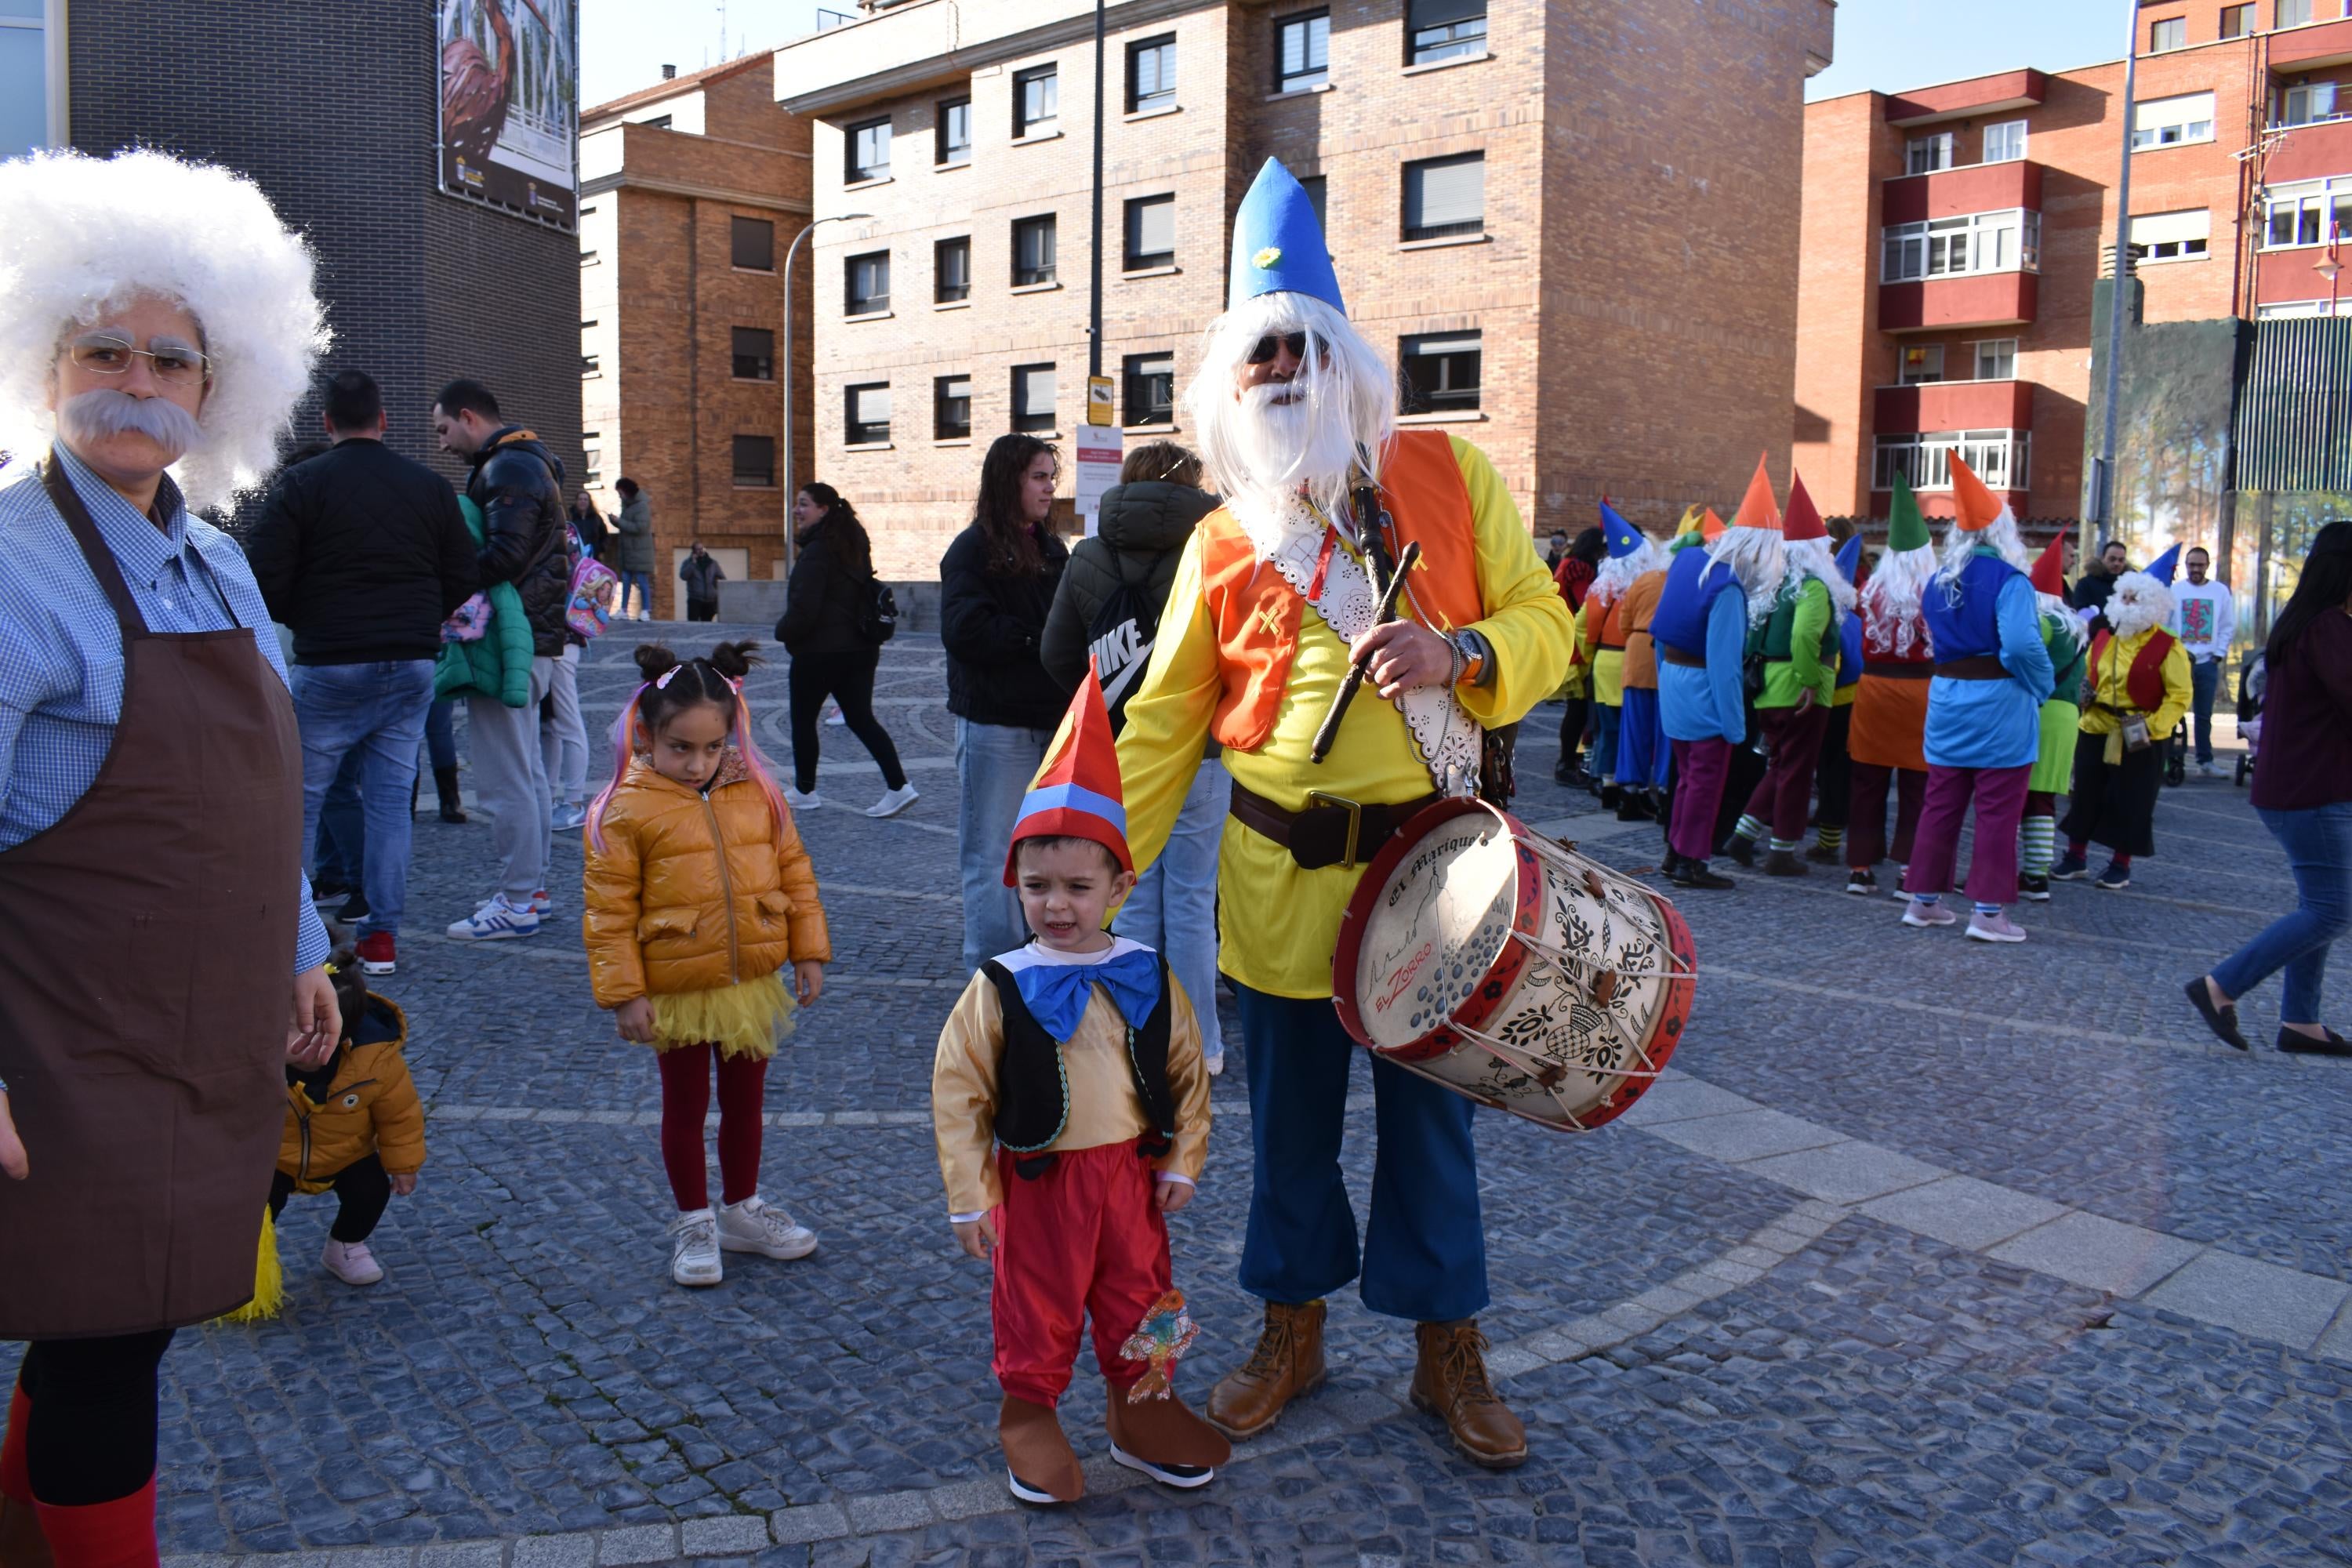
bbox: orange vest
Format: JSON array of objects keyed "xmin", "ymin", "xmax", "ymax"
[{"xmin": 1195, "ymin": 430, "xmax": 1483, "ymax": 752}]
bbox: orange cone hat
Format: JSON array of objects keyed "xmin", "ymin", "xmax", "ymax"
[
  {"xmin": 1948, "ymin": 453, "xmax": 2013, "ymax": 533},
  {"xmin": 1730, "ymin": 453, "xmax": 1780, "ymax": 532},
  {"xmin": 1701, "ymin": 506, "xmax": 1728, "ymax": 542},
  {"xmin": 2030, "ymin": 535, "xmax": 2067, "ymax": 597},
  {"xmin": 1781, "ymin": 473, "xmax": 1828, "ymax": 543},
  {"xmin": 1005, "ymin": 667, "xmax": 1132, "ymax": 884}
]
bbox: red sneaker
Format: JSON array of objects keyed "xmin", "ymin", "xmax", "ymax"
[{"xmin": 355, "ymin": 931, "xmax": 397, "ymax": 975}]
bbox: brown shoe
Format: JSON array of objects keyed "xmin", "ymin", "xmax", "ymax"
[
  {"xmin": 1761, "ymin": 848, "xmax": 1809, "ymax": 877},
  {"xmin": 1106, "ymin": 1381, "xmax": 1230, "ymax": 1487},
  {"xmin": 1205, "ymin": 1298, "xmax": 1327, "ymax": 1439},
  {"xmin": 0, "ymin": 1495, "xmax": 51, "ymax": 1568},
  {"xmin": 998, "ymin": 1395, "xmax": 1083, "ymax": 1504},
  {"xmin": 1410, "ymin": 1319, "xmax": 1527, "ymax": 1469}
]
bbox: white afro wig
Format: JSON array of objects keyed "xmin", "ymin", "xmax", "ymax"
[{"xmin": 0, "ymin": 148, "xmax": 328, "ymax": 511}]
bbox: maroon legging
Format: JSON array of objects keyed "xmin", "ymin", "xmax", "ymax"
[
  {"xmin": 655, "ymin": 1044, "xmax": 769, "ymax": 1210},
  {"xmin": 1847, "ymin": 762, "xmax": 1927, "ymax": 870}
]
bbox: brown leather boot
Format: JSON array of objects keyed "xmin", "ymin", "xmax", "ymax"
[
  {"xmin": 1410, "ymin": 1319, "xmax": 1527, "ymax": 1469},
  {"xmin": 1205, "ymin": 1298, "xmax": 1327, "ymax": 1439},
  {"xmin": 1105, "ymin": 1381, "xmax": 1230, "ymax": 1487},
  {"xmin": 0, "ymin": 1495, "xmax": 52, "ymax": 1568},
  {"xmin": 998, "ymin": 1395, "xmax": 1083, "ymax": 1504}
]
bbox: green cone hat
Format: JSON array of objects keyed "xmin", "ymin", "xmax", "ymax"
[{"xmin": 1887, "ymin": 472, "xmax": 1932, "ymax": 554}]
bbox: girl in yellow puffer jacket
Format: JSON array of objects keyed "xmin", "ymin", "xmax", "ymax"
[{"xmin": 584, "ymin": 641, "xmax": 833, "ymax": 1287}]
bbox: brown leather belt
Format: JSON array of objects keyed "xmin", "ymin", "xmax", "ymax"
[
  {"xmin": 1863, "ymin": 661, "xmax": 1933, "ymax": 680},
  {"xmin": 1936, "ymin": 655, "xmax": 2009, "ymax": 680},
  {"xmin": 1229, "ymin": 779, "xmax": 1439, "ymax": 872},
  {"xmin": 1660, "ymin": 647, "xmax": 1707, "ymax": 669}
]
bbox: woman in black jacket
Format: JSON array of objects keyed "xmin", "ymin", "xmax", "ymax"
[
  {"xmin": 941, "ymin": 434, "xmax": 1070, "ymax": 971},
  {"xmin": 779, "ymin": 484, "xmax": 915, "ymax": 818}
]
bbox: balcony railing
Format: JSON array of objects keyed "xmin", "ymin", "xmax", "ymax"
[{"xmin": 1875, "ymin": 378, "xmax": 2034, "ymax": 436}]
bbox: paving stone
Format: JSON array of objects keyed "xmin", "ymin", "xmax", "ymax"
[
  {"xmin": 417, "ymin": 1548, "xmax": 504, "ymax": 1568},
  {"xmin": 1644, "ymin": 1109, "xmax": 1849, "ymax": 1163},
  {"xmin": 1858, "ymin": 1175, "xmax": 2070, "ymax": 1251},
  {"xmin": 1612, "ymin": 1079, "xmax": 1762, "ymax": 1127},
  {"xmin": 681, "ymin": 1519, "xmax": 771, "ymax": 1557},
  {"xmin": 768, "ymin": 1505, "xmax": 850, "ymax": 1546},
  {"xmin": 1988, "ymin": 1211, "xmax": 2207, "ymax": 1298},
  {"xmin": 593, "ymin": 1526, "xmax": 677, "ymax": 1566},
  {"xmin": 512, "ymin": 1537, "xmax": 594, "ymax": 1568},
  {"xmin": 1743, "ymin": 1142, "xmax": 1951, "ymax": 1205},
  {"xmin": 2142, "ymin": 1250, "xmax": 2352, "ymax": 1348}
]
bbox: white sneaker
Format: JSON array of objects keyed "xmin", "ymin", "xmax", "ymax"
[
  {"xmin": 321, "ymin": 1239, "xmax": 384, "ymax": 1286},
  {"xmin": 1965, "ymin": 910, "xmax": 2028, "ymax": 943},
  {"xmin": 1901, "ymin": 898, "xmax": 1957, "ymax": 928},
  {"xmin": 784, "ymin": 787, "xmax": 824, "ymax": 811},
  {"xmin": 865, "ymin": 783, "xmax": 920, "ymax": 818},
  {"xmin": 670, "ymin": 1208, "xmax": 723, "ymax": 1286},
  {"xmin": 716, "ymin": 1195, "xmax": 818, "ymax": 1260},
  {"xmin": 551, "ymin": 802, "xmax": 589, "ymax": 831},
  {"xmin": 446, "ymin": 895, "xmax": 539, "ymax": 941},
  {"xmin": 824, "ymin": 703, "xmax": 847, "ymax": 728}
]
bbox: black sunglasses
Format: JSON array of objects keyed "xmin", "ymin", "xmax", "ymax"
[{"xmin": 1247, "ymin": 331, "xmax": 1310, "ymax": 365}]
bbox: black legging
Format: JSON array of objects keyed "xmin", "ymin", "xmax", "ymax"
[
  {"xmin": 788, "ymin": 648, "xmax": 907, "ymax": 795},
  {"xmin": 13, "ymin": 1328, "xmax": 174, "ymax": 1504},
  {"xmin": 270, "ymin": 1153, "xmax": 391, "ymax": 1243}
]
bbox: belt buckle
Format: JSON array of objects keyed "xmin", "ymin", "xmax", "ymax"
[{"xmin": 1307, "ymin": 789, "xmax": 1363, "ymax": 870}]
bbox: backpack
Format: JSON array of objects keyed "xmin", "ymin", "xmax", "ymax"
[
  {"xmin": 858, "ymin": 579, "xmax": 898, "ymax": 645},
  {"xmin": 1085, "ymin": 555, "xmax": 1163, "ymax": 732},
  {"xmin": 564, "ymin": 524, "xmax": 621, "ymax": 640}
]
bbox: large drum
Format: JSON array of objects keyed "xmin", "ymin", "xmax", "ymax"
[{"xmin": 1333, "ymin": 798, "xmax": 1697, "ymax": 1132}]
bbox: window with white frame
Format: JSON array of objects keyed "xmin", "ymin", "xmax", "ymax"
[
  {"xmin": 847, "ymin": 118, "xmax": 891, "ymax": 183},
  {"xmin": 1984, "ymin": 120, "xmax": 2028, "ymax": 164},
  {"xmin": 2278, "ymin": 0, "xmax": 2313, "ymax": 27},
  {"xmin": 935, "ymin": 375, "xmax": 971, "ymax": 440},
  {"xmin": 1399, "ymin": 332, "xmax": 1482, "ymax": 413},
  {"xmin": 1014, "ymin": 65, "xmax": 1058, "ymax": 136},
  {"xmin": 2149, "ymin": 16, "xmax": 2187, "ymax": 52},
  {"xmin": 1402, "ymin": 153, "xmax": 1485, "ymax": 241},
  {"xmin": 845, "ymin": 250, "xmax": 890, "ymax": 314},
  {"xmin": 1406, "ymin": 0, "xmax": 1486, "ymax": 67},
  {"xmin": 1880, "ymin": 209, "xmax": 2042, "ymax": 282},
  {"xmin": 1872, "ymin": 430, "xmax": 2031, "ymax": 493},
  {"xmin": 2131, "ymin": 209, "xmax": 2211, "ymax": 262},
  {"xmin": 2262, "ymin": 178, "xmax": 2352, "ymax": 247},
  {"xmin": 1012, "ymin": 363, "xmax": 1057, "ymax": 432},
  {"xmin": 2132, "ymin": 92, "xmax": 2216, "ymax": 150},
  {"xmin": 1128, "ymin": 35, "xmax": 1176, "ymax": 113},
  {"xmin": 1907, "ymin": 132, "xmax": 1955, "ymax": 175},
  {"xmin": 1974, "ymin": 339, "xmax": 2017, "ymax": 380},
  {"xmin": 1124, "ymin": 194, "xmax": 1175, "ymax": 270},
  {"xmin": 1898, "ymin": 345, "xmax": 1945, "ymax": 385},
  {"xmin": 2281, "ymin": 81, "xmax": 2340, "ymax": 126}
]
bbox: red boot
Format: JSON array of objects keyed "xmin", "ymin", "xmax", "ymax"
[
  {"xmin": 0, "ymin": 1388, "xmax": 50, "ymax": 1568},
  {"xmin": 33, "ymin": 1479, "xmax": 156, "ymax": 1568}
]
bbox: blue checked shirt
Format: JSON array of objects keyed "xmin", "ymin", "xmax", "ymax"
[{"xmin": 0, "ymin": 448, "xmax": 329, "ymax": 974}]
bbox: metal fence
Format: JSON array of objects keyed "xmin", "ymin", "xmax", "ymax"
[{"xmin": 2235, "ymin": 318, "xmax": 2352, "ymax": 495}]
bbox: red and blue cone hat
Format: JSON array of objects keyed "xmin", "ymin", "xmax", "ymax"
[{"xmin": 1004, "ymin": 666, "xmax": 1134, "ymax": 885}]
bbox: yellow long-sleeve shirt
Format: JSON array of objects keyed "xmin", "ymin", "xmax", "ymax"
[
  {"xmin": 931, "ymin": 967, "xmax": 1211, "ymax": 1218},
  {"xmin": 1112, "ymin": 434, "xmax": 1574, "ymax": 999},
  {"xmin": 2078, "ymin": 626, "xmax": 2193, "ymax": 740}
]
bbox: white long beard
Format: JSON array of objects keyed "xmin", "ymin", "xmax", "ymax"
[
  {"xmin": 1223, "ymin": 383, "xmax": 1363, "ymax": 525},
  {"xmin": 1860, "ymin": 545, "xmax": 1936, "ymax": 655},
  {"xmin": 1703, "ymin": 530, "xmax": 1787, "ymax": 626},
  {"xmin": 1784, "ymin": 537, "xmax": 1857, "ymax": 617}
]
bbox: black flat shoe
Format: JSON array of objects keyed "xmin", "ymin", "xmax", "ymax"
[
  {"xmin": 2184, "ymin": 978, "xmax": 2250, "ymax": 1051},
  {"xmin": 2278, "ymin": 1025, "xmax": 2352, "ymax": 1057}
]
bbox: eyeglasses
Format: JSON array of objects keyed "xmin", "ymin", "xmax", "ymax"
[
  {"xmin": 1246, "ymin": 331, "xmax": 1310, "ymax": 365},
  {"xmin": 66, "ymin": 332, "xmax": 213, "ymax": 386}
]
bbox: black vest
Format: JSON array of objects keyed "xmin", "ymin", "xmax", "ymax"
[{"xmin": 981, "ymin": 956, "xmax": 1177, "ymax": 1178}]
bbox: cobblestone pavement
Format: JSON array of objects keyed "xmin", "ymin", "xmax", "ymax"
[{"xmin": 34, "ymin": 625, "xmax": 2350, "ymax": 1566}]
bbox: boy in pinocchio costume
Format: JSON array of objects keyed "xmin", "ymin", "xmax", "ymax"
[{"xmin": 932, "ymin": 670, "xmax": 1224, "ymax": 1506}]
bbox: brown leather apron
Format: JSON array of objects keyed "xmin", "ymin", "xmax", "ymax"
[{"xmin": 0, "ymin": 458, "xmax": 301, "ymax": 1339}]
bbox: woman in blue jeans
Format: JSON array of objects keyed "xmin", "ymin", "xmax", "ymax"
[
  {"xmin": 940, "ymin": 434, "xmax": 1070, "ymax": 971},
  {"xmin": 2189, "ymin": 521, "xmax": 2352, "ymax": 1054}
]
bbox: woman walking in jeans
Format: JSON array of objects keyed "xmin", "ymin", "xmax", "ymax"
[
  {"xmin": 778, "ymin": 483, "xmax": 916, "ymax": 819},
  {"xmin": 940, "ymin": 435, "xmax": 1070, "ymax": 972},
  {"xmin": 2187, "ymin": 521, "xmax": 2352, "ymax": 1055}
]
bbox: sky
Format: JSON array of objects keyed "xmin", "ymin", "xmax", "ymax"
[
  {"xmin": 1806, "ymin": 0, "xmax": 2129, "ymax": 102},
  {"xmin": 579, "ymin": 0, "xmax": 828, "ymax": 111}
]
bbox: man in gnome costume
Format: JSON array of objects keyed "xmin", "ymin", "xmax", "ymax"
[
  {"xmin": 1842, "ymin": 474, "xmax": 1938, "ymax": 897},
  {"xmin": 1112, "ymin": 159, "xmax": 1573, "ymax": 1468},
  {"xmin": 932, "ymin": 669, "xmax": 1223, "ymax": 1504},
  {"xmin": 1805, "ymin": 532, "xmax": 1867, "ymax": 865},
  {"xmin": 1902, "ymin": 456, "xmax": 2054, "ymax": 942},
  {"xmin": 2017, "ymin": 535, "xmax": 2089, "ymax": 900},
  {"xmin": 1722, "ymin": 474, "xmax": 1853, "ymax": 877},
  {"xmin": 1606, "ymin": 504, "xmax": 1675, "ymax": 819},
  {"xmin": 2054, "ymin": 547, "xmax": 2190, "ymax": 891},
  {"xmin": 1654, "ymin": 459, "xmax": 1787, "ymax": 890},
  {"xmin": 1575, "ymin": 508, "xmax": 1635, "ymax": 809}
]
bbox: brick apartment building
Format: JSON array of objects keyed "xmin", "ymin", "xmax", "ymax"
[
  {"xmin": 580, "ymin": 56, "xmax": 811, "ymax": 614},
  {"xmin": 1795, "ymin": 0, "xmax": 2352, "ymax": 524},
  {"xmin": 774, "ymin": 0, "xmax": 1837, "ymax": 579},
  {"xmin": 5, "ymin": 1, "xmax": 585, "ymax": 510}
]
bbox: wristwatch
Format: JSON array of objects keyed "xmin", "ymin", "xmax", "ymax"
[{"xmin": 1445, "ymin": 629, "xmax": 1495, "ymax": 689}]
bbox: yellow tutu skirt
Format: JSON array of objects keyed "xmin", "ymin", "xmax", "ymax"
[{"xmin": 652, "ymin": 972, "xmax": 798, "ymax": 1061}]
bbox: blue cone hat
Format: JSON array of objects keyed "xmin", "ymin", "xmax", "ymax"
[
  {"xmin": 1599, "ymin": 500, "xmax": 1646, "ymax": 560},
  {"xmin": 1229, "ymin": 158, "xmax": 1345, "ymax": 314},
  {"xmin": 2146, "ymin": 543, "xmax": 2180, "ymax": 586},
  {"xmin": 1834, "ymin": 532, "xmax": 1862, "ymax": 583}
]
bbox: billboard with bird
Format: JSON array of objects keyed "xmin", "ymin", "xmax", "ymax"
[{"xmin": 440, "ymin": 0, "xmax": 579, "ymax": 230}]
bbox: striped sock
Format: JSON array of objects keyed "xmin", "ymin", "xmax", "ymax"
[
  {"xmin": 1735, "ymin": 815, "xmax": 1765, "ymax": 842},
  {"xmin": 1914, "ymin": 891, "xmax": 1940, "ymax": 905},
  {"xmin": 1817, "ymin": 826, "xmax": 1845, "ymax": 855},
  {"xmin": 1769, "ymin": 836, "xmax": 1798, "ymax": 852},
  {"xmin": 2020, "ymin": 815, "xmax": 2055, "ymax": 877},
  {"xmin": 1975, "ymin": 902, "xmax": 2002, "ymax": 916}
]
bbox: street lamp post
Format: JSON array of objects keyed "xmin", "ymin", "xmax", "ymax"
[{"xmin": 780, "ymin": 211, "xmax": 872, "ymax": 572}]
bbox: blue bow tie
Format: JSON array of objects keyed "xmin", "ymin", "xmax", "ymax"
[{"xmin": 1011, "ymin": 948, "xmax": 1163, "ymax": 1042}]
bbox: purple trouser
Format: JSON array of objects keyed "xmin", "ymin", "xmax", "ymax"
[
  {"xmin": 1668, "ymin": 737, "xmax": 1733, "ymax": 861},
  {"xmin": 1904, "ymin": 762, "xmax": 2030, "ymax": 906},
  {"xmin": 1740, "ymin": 702, "xmax": 1833, "ymax": 843},
  {"xmin": 1847, "ymin": 762, "xmax": 1926, "ymax": 870}
]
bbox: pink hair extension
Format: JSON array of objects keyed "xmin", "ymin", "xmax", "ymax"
[
  {"xmin": 585, "ymin": 678, "xmax": 653, "ymax": 854},
  {"xmin": 728, "ymin": 684, "xmax": 792, "ymax": 843}
]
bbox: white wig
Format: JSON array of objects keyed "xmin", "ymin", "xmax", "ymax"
[
  {"xmin": 0, "ymin": 149, "xmax": 328, "ymax": 511},
  {"xmin": 1587, "ymin": 535, "xmax": 1671, "ymax": 609},
  {"xmin": 1935, "ymin": 513, "xmax": 2032, "ymax": 585},
  {"xmin": 1860, "ymin": 543, "xmax": 1936, "ymax": 656},
  {"xmin": 1700, "ymin": 526, "xmax": 1788, "ymax": 627},
  {"xmin": 1185, "ymin": 291, "xmax": 1395, "ymax": 525},
  {"xmin": 1784, "ymin": 535, "xmax": 1857, "ymax": 619},
  {"xmin": 2106, "ymin": 570, "xmax": 2175, "ymax": 641}
]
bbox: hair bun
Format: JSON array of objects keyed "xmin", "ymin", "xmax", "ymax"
[
  {"xmin": 633, "ymin": 643, "xmax": 681, "ymax": 681},
  {"xmin": 706, "ymin": 640, "xmax": 764, "ymax": 680}
]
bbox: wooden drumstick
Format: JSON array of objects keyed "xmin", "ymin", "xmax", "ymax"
[{"xmin": 1311, "ymin": 539, "xmax": 1423, "ymax": 764}]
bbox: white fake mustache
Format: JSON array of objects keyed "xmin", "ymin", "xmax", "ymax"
[{"xmin": 58, "ymin": 388, "xmax": 202, "ymax": 461}]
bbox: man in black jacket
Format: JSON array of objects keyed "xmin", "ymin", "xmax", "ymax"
[
  {"xmin": 249, "ymin": 370, "xmax": 477, "ymax": 976},
  {"xmin": 431, "ymin": 377, "xmax": 571, "ymax": 942}
]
